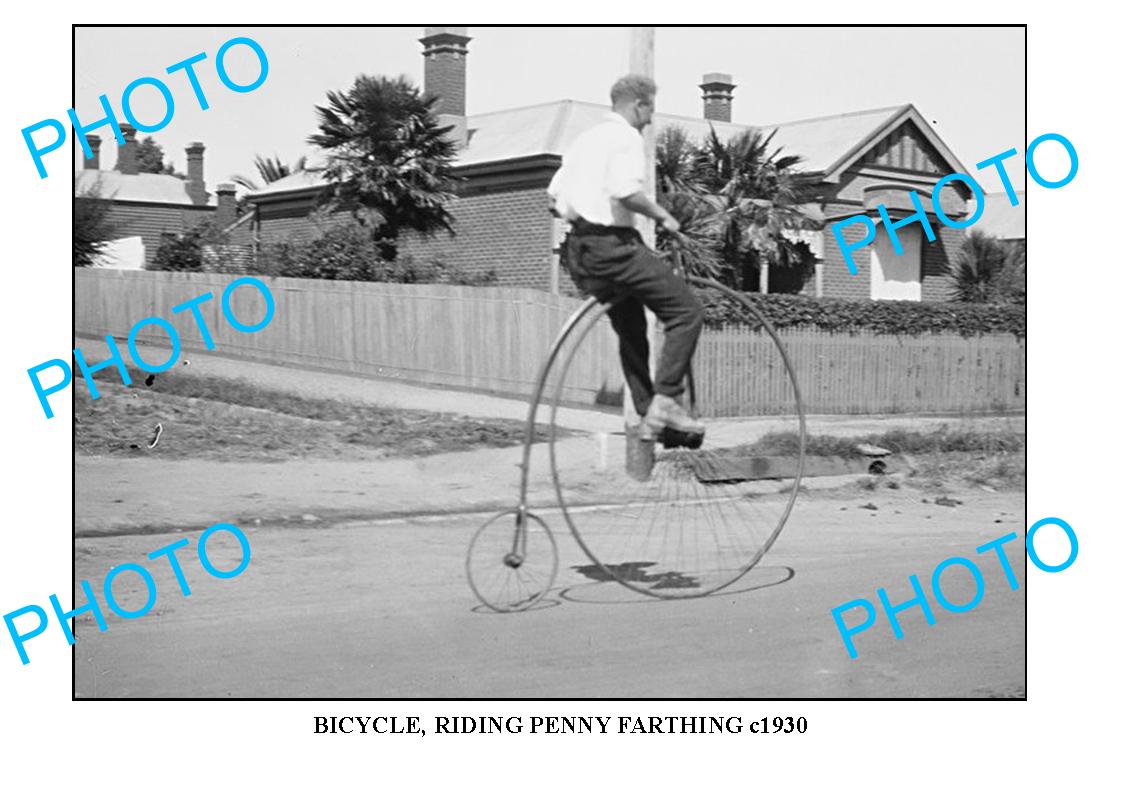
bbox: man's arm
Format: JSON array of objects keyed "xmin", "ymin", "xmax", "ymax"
[{"xmin": 619, "ymin": 192, "xmax": 681, "ymax": 234}]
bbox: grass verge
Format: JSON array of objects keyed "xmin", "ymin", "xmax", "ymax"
[
  {"xmin": 738, "ymin": 424, "xmax": 1025, "ymax": 491},
  {"xmin": 76, "ymin": 369, "xmax": 553, "ymax": 462},
  {"xmin": 739, "ymin": 426, "xmax": 1024, "ymax": 457}
]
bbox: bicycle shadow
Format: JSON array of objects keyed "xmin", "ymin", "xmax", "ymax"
[
  {"xmin": 469, "ymin": 597, "xmax": 564, "ymax": 615},
  {"xmin": 558, "ymin": 564, "xmax": 795, "ymax": 605},
  {"xmin": 468, "ymin": 565, "xmax": 795, "ymax": 614}
]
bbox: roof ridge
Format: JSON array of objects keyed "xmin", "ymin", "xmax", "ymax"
[
  {"xmin": 74, "ymin": 169, "xmax": 188, "ymax": 180},
  {"xmin": 759, "ymin": 103, "xmax": 910, "ymax": 130},
  {"xmin": 543, "ymin": 100, "xmax": 576, "ymax": 154},
  {"xmin": 653, "ymin": 108, "xmax": 747, "ymax": 128},
  {"xmin": 464, "ymin": 99, "xmax": 907, "ymax": 133},
  {"xmin": 468, "ymin": 98, "xmax": 582, "ymax": 121}
]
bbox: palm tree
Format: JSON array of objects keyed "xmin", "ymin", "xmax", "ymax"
[
  {"xmin": 951, "ymin": 230, "xmax": 1012, "ymax": 303},
  {"xmin": 231, "ymin": 154, "xmax": 308, "ymax": 192},
  {"xmin": 653, "ymin": 127, "xmax": 725, "ymax": 279},
  {"xmin": 308, "ymin": 74, "xmax": 459, "ymax": 259},
  {"xmin": 992, "ymin": 243, "xmax": 1026, "ymax": 305},
  {"xmin": 656, "ymin": 125, "xmax": 702, "ymax": 197},
  {"xmin": 656, "ymin": 125, "xmax": 819, "ymax": 292}
]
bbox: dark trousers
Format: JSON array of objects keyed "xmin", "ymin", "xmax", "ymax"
[{"xmin": 565, "ymin": 223, "xmax": 704, "ymax": 417}]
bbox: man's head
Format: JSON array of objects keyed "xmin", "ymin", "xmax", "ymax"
[{"xmin": 611, "ymin": 75, "xmax": 656, "ymax": 131}]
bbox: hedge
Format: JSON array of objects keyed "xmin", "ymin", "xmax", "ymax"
[{"xmin": 697, "ymin": 289, "xmax": 1025, "ymax": 338}]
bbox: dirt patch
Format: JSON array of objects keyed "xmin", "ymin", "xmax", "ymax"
[
  {"xmin": 75, "ymin": 370, "xmax": 555, "ymax": 462},
  {"xmin": 727, "ymin": 426, "xmax": 1026, "ymax": 491}
]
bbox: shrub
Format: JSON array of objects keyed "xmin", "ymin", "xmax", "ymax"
[
  {"xmin": 74, "ymin": 180, "xmax": 117, "ymax": 267},
  {"xmin": 992, "ymin": 243, "xmax": 1026, "ymax": 306},
  {"xmin": 259, "ymin": 219, "xmax": 497, "ymax": 285},
  {"xmin": 952, "ymin": 230, "xmax": 1011, "ymax": 303},
  {"xmin": 262, "ymin": 220, "xmax": 385, "ymax": 281},
  {"xmin": 698, "ymin": 289, "xmax": 1025, "ymax": 338},
  {"xmin": 382, "ymin": 256, "xmax": 497, "ymax": 286},
  {"xmin": 150, "ymin": 227, "xmax": 205, "ymax": 272},
  {"xmin": 149, "ymin": 221, "xmax": 230, "ymax": 272}
]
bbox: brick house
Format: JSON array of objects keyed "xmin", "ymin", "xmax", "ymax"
[
  {"xmin": 74, "ymin": 124, "xmax": 238, "ymax": 268},
  {"xmin": 242, "ymin": 27, "xmax": 974, "ymax": 301}
]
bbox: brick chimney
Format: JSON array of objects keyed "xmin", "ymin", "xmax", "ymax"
[
  {"xmin": 420, "ymin": 26, "xmax": 470, "ymax": 146},
  {"xmin": 700, "ymin": 73, "xmax": 736, "ymax": 123},
  {"xmin": 185, "ymin": 142, "xmax": 208, "ymax": 206},
  {"xmin": 84, "ymin": 135, "xmax": 101, "ymax": 170},
  {"xmin": 215, "ymin": 183, "xmax": 238, "ymax": 229},
  {"xmin": 116, "ymin": 124, "xmax": 138, "ymax": 174}
]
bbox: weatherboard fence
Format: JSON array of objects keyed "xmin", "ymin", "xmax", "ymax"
[{"xmin": 75, "ymin": 270, "xmax": 1025, "ymax": 416}]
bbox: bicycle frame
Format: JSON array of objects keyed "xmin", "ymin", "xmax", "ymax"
[
  {"xmin": 515, "ymin": 294, "xmax": 603, "ymax": 520},
  {"xmin": 471, "ymin": 259, "xmax": 807, "ymax": 610}
]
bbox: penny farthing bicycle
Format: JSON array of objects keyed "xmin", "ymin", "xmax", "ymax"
[{"xmin": 466, "ymin": 251, "xmax": 806, "ymax": 612}]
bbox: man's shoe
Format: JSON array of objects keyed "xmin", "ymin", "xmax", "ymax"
[
  {"xmin": 661, "ymin": 426, "xmax": 705, "ymax": 450},
  {"xmin": 643, "ymin": 394, "xmax": 705, "ymax": 437}
]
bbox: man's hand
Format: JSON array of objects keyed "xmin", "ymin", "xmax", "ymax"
[
  {"xmin": 660, "ymin": 215, "xmax": 681, "ymax": 236},
  {"xmin": 620, "ymin": 192, "xmax": 681, "ymax": 235}
]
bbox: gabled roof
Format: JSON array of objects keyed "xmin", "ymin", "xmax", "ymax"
[
  {"xmin": 75, "ymin": 170, "xmax": 215, "ymax": 206},
  {"xmin": 802, "ymin": 104, "xmax": 969, "ymax": 182},
  {"xmin": 764, "ymin": 105, "xmax": 908, "ymax": 177},
  {"xmin": 247, "ymin": 100, "xmax": 962, "ymax": 200}
]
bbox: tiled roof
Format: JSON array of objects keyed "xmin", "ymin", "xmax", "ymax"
[
  {"xmin": 243, "ymin": 169, "xmax": 327, "ymax": 199},
  {"xmin": 761, "ymin": 105, "xmax": 906, "ymax": 174},
  {"xmin": 248, "ymin": 101, "xmax": 917, "ymax": 200},
  {"xmin": 456, "ymin": 100, "xmax": 751, "ymax": 167},
  {"xmin": 74, "ymin": 170, "xmax": 215, "ymax": 206}
]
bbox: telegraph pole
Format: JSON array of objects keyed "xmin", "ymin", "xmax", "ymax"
[
  {"xmin": 630, "ymin": 26, "xmax": 657, "ymax": 247},
  {"xmin": 624, "ymin": 26, "xmax": 657, "ymax": 480}
]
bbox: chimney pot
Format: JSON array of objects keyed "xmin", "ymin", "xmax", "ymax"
[
  {"xmin": 116, "ymin": 124, "xmax": 139, "ymax": 174},
  {"xmin": 185, "ymin": 141, "xmax": 208, "ymax": 206},
  {"xmin": 215, "ymin": 182, "xmax": 238, "ymax": 229},
  {"xmin": 700, "ymin": 73, "xmax": 736, "ymax": 123},
  {"xmin": 84, "ymin": 135, "xmax": 101, "ymax": 170},
  {"xmin": 419, "ymin": 26, "xmax": 471, "ymax": 120}
]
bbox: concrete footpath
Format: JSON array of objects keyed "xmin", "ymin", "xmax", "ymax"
[
  {"xmin": 74, "ymin": 337, "xmax": 1024, "ymax": 535},
  {"xmin": 77, "ymin": 335, "xmax": 1025, "ymax": 437}
]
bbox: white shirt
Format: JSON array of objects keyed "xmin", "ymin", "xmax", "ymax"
[{"xmin": 547, "ymin": 112, "xmax": 645, "ymax": 228}]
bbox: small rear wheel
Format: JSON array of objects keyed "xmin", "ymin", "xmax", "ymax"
[{"xmin": 466, "ymin": 509, "xmax": 558, "ymax": 612}]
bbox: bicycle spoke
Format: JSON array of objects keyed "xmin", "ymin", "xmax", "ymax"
[
  {"xmin": 467, "ymin": 510, "xmax": 558, "ymax": 612},
  {"xmin": 547, "ymin": 279, "xmax": 805, "ymax": 600}
]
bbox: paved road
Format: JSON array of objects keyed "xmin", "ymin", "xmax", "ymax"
[{"xmin": 74, "ymin": 488, "xmax": 1025, "ymax": 698}]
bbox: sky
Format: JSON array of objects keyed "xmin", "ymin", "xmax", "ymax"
[{"xmin": 73, "ymin": 26, "xmax": 1026, "ymax": 193}]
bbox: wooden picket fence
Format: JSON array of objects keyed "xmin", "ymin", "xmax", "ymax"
[{"xmin": 75, "ymin": 269, "xmax": 1025, "ymax": 416}]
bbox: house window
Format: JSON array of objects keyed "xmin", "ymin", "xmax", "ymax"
[{"xmin": 870, "ymin": 225, "xmax": 922, "ymax": 301}]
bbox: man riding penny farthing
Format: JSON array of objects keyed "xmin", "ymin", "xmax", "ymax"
[{"xmin": 466, "ymin": 74, "xmax": 805, "ymax": 612}]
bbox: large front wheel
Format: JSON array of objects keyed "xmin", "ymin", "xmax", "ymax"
[{"xmin": 547, "ymin": 277, "xmax": 806, "ymax": 600}]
